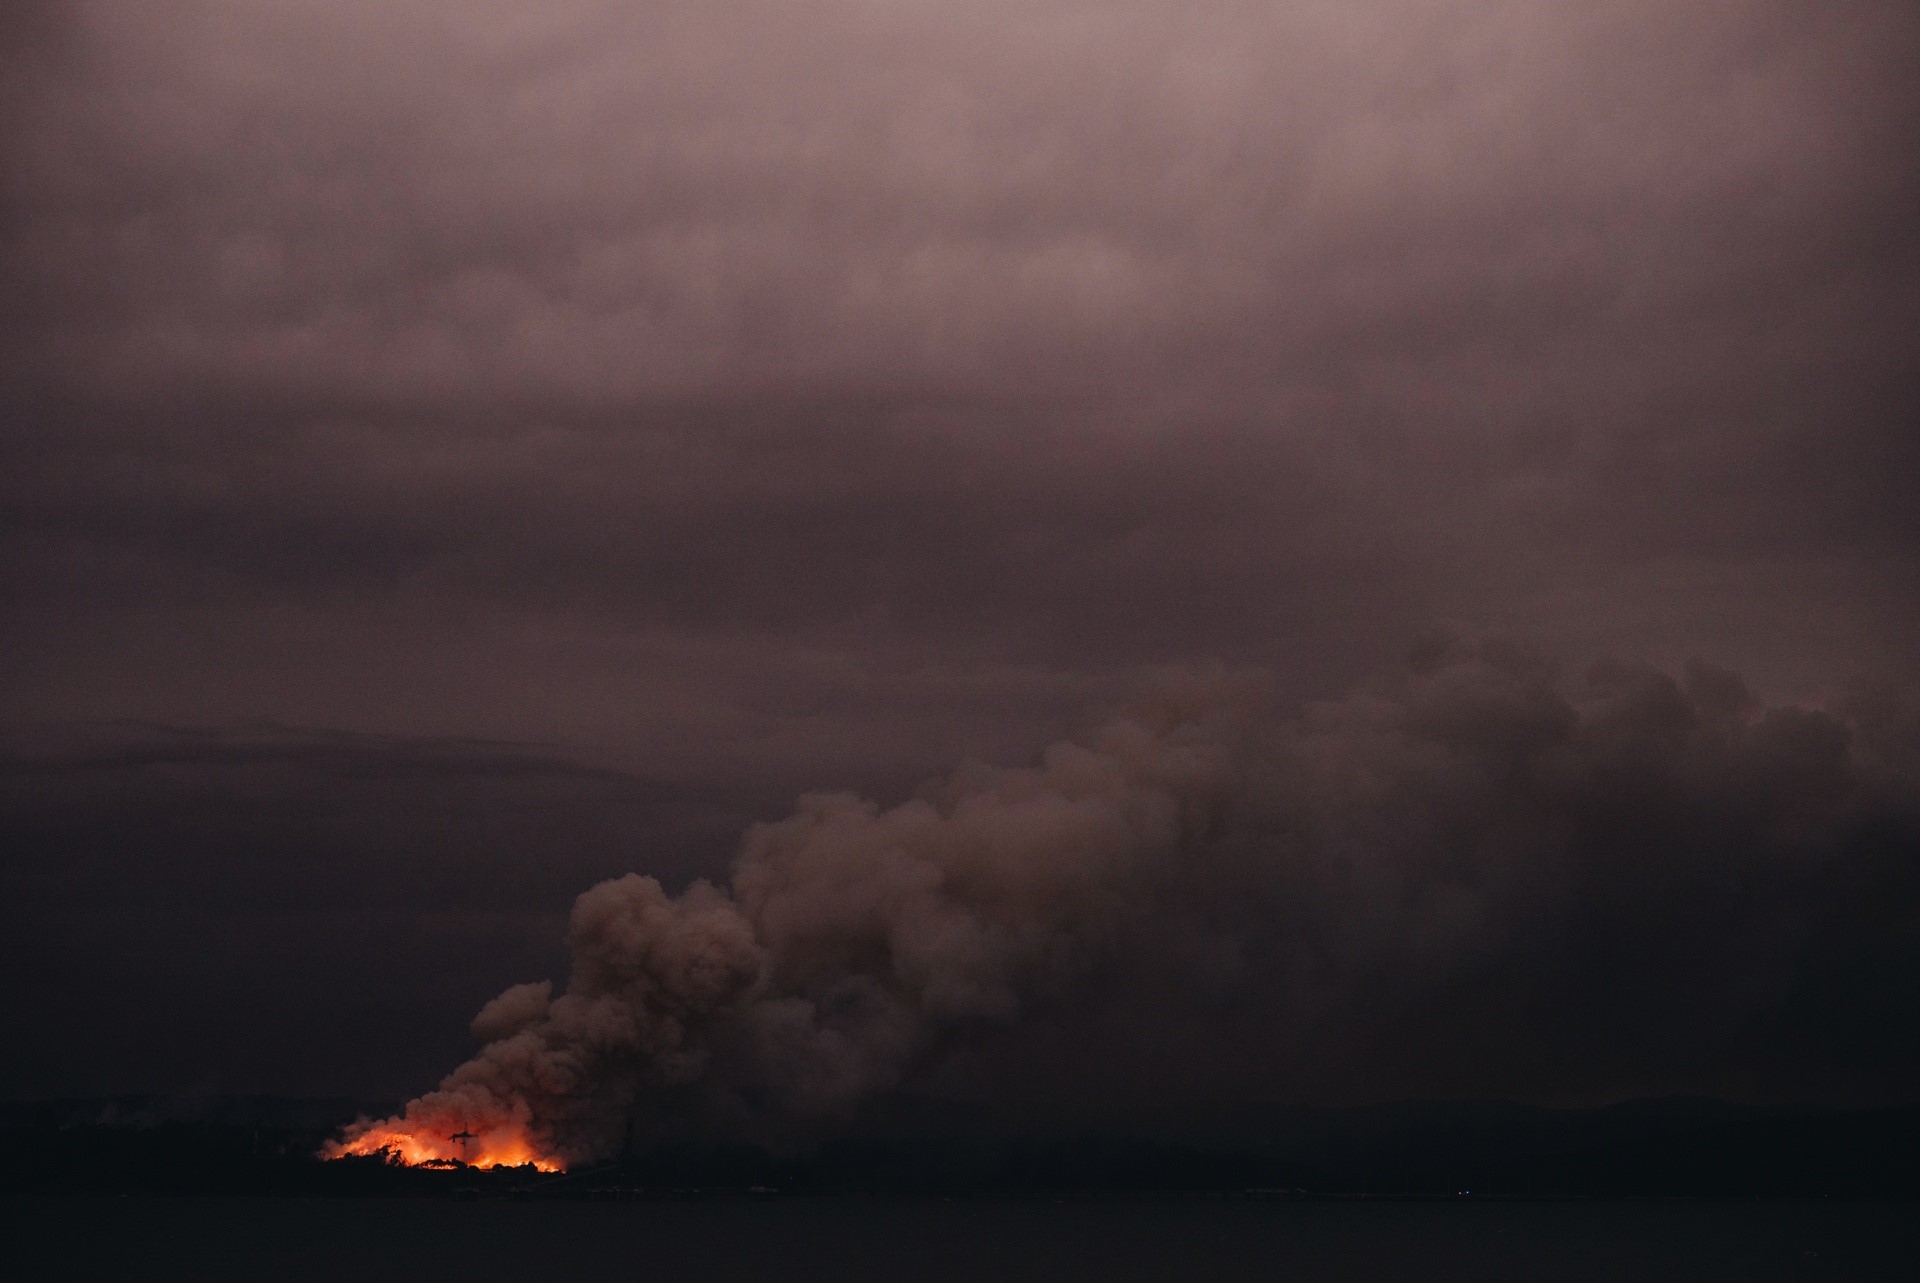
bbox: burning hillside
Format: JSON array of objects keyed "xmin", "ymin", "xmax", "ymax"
[{"xmin": 323, "ymin": 1116, "xmax": 561, "ymax": 1172}]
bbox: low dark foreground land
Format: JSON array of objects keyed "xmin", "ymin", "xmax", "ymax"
[
  {"xmin": 5, "ymin": 1097, "xmax": 1917, "ymax": 1280},
  {"xmin": 6, "ymin": 1193, "xmax": 1917, "ymax": 1282}
]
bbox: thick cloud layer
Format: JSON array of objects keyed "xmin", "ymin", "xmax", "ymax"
[
  {"xmin": 4, "ymin": 1, "xmax": 1918, "ymax": 772},
  {"xmin": 333, "ymin": 645, "xmax": 1920, "ymax": 1166}
]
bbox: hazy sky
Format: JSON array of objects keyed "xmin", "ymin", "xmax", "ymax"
[{"xmin": 2, "ymin": 1, "xmax": 1915, "ymax": 1102}]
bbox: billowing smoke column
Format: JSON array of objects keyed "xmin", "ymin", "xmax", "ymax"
[{"xmin": 329, "ymin": 643, "xmax": 1920, "ymax": 1169}]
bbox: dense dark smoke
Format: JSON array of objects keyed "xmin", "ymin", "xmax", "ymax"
[{"xmin": 336, "ymin": 642, "xmax": 1920, "ymax": 1166}]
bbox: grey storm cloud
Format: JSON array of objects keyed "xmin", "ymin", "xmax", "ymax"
[
  {"xmin": 3, "ymin": 2, "xmax": 1908, "ymax": 395},
  {"xmin": 4, "ymin": 1, "xmax": 1915, "ymax": 716}
]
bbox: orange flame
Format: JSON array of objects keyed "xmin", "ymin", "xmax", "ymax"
[{"xmin": 323, "ymin": 1121, "xmax": 563, "ymax": 1172}]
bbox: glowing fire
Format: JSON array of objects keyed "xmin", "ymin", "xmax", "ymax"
[{"xmin": 323, "ymin": 1122, "xmax": 563, "ymax": 1172}]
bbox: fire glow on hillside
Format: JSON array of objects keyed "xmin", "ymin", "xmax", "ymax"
[{"xmin": 323, "ymin": 1120, "xmax": 562, "ymax": 1172}]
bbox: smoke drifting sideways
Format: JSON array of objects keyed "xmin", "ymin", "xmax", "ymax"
[{"xmin": 328, "ymin": 642, "xmax": 1920, "ymax": 1170}]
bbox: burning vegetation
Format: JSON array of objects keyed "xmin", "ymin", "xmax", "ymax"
[{"xmin": 324, "ymin": 1118, "xmax": 562, "ymax": 1172}]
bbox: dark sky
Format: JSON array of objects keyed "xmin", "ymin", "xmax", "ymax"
[{"xmin": 2, "ymin": 1, "xmax": 1916, "ymax": 1108}]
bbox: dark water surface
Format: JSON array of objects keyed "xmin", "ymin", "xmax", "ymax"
[{"xmin": 8, "ymin": 1195, "xmax": 1915, "ymax": 1281}]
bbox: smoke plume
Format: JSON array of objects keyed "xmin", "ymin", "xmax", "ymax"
[{"xmin": 331, "ymin": 642, "xmax": 1920, "ymax": 1168}]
